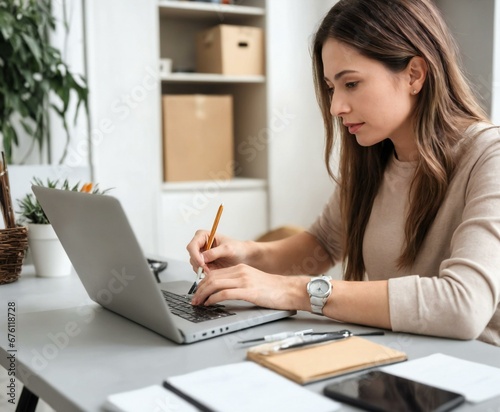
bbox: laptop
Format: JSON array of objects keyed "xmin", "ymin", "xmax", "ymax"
[{"xmin": 32, "ymin": 186, "xmax": 295, "ymax": 344}]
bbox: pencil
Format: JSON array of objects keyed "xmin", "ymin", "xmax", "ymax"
[
  {"xmin": 188, "ymin": 204, "xmax": 224, "ymax": 294},
  {"xmin": 205, "ymin": 203, "xmax": 223, "ymax": 251},
  {"xmin": 0, "ymin": 152, "xmax": 16, "ymax": 228}
]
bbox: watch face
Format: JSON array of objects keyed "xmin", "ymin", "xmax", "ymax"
[{"xmin": 308, "ymin": 278, "xmax": 331, "ymax": 298}]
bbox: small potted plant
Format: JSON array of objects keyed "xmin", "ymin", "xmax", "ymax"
[{"xmin": 17, "ymin": 177, "xmax": 109, "ymax": 277}]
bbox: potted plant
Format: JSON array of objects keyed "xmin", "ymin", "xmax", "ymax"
[
  {"xmin": 0, "ymin": 0, "xmax": 88, "ymax": 164},
  {"xmin": 16, "ymin": 177, "xmax": 109, "ymax": 277}
]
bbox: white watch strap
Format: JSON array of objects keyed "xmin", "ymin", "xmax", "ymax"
[
  {"xmin": 310, "ymin": 296, "xmax": 326, "ymax": 315},
  {"xmin": 308, "ymin": 276, "xmax": 332, "ymax": 315}
]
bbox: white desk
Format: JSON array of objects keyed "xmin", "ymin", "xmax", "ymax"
[{"xmin": 1, "ymin": 261, "xmax": 500, "ymax": 411}]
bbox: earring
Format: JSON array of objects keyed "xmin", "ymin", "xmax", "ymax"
[{"xmin": 412, "ymin": 89, "xmax": 418, "ymax": 95}]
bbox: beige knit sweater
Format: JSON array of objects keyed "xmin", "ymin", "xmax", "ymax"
[{"xmin": 309, "ymin": 123, "xmax": 500, "ymax": 346}]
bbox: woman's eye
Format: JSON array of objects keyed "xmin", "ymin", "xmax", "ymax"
[
  {"xmin": 327, "ymin": 87, "xmax": 334, "ymax": 99},
  {"xmin": 346, "ymin": 81, "xmax": 358, "ymax": 89}
]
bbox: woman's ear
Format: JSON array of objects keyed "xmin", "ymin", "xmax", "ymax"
[{"xmin": 408, "ymin": 56, "xmax": 427, "ymax": 94}]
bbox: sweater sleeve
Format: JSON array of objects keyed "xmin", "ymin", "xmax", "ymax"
[
  {"xmin": 307, "ymin": 185, "xmax": 344, "ymax": 267},
  {"xmin": 389, "ymin": 133, "xmax": 500, "ymax": 343}
]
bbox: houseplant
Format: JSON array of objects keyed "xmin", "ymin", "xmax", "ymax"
[
  {"xmin": 17, "ymin": 177, "xmax": 109, "ymax": 277},
  {"xmin": 0, "ymin": 0, "xmax": 88, "ymax": 164}
]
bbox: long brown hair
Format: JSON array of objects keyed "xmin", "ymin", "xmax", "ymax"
[{"xmin": 312, "ymin": 0, "xmax": 488, "ymax": 281}]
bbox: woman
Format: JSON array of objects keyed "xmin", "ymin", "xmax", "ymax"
[{"xmin": 187, "ymin": 0, "xmax": 500, "ymax": 346}]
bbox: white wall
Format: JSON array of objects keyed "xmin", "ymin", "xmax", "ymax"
[
  {"xmin": 85, "ymin": 0, "xmax": 162, "ymax": 254},
  {"xmin": 266, "ymin": 0, "xmax": 337, "ymax": 230},
  {"xmin": 436, "ymin": 0, "xmax": 496, "ymax": 117},
  {"xmin": 49, "ymin": 0, "xmax": 90, "ymax": 169}
]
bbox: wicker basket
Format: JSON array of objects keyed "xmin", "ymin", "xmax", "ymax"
[{"xmin": 0, "ymin": 226, "xmax": 29, "ymax": 285}]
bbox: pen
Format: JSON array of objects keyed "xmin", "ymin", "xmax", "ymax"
[
  {"xmin": 278, "ymin": 330, "xmax": 385, "ymax": 351},
  {"xmin": 188, "ymin": 204, "xmax": 224, "ymax": 294},
  {"xmin": 246, "ymin": 330, "xmax": 386, "ymax": 354},
  {"xmin": 238, "ymin": 329, "xmax": 314, "ymax": 344},
  {"xmin": 163, "ymin": 380, "xmax": 215, "ymax": 412}
]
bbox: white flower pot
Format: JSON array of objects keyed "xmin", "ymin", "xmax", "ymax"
[{"xmin": 27, "ymin": 223, "xmax": 72, "ymax": 278}]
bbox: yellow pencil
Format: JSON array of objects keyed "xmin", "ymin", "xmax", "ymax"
[
  {"xmin": 206, "ymin": 203, "xmax": 223, "ymax": 251},
  {"xmin": 188, "ymin": 204, "xmax": 224, "ymax": 295}
]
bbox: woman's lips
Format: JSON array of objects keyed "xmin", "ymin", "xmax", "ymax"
[{"xmin": 345, "ymin": 123, "xmax": 364, "ymax": 134}]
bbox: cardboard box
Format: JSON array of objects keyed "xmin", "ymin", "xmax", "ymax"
[
  {"xmin": 162, "ymin": 95, "xmax": 234, "ymax": 182},
  {"xmin": 196, "ymin": 24, "xmax": 264, "ymax": 75}
]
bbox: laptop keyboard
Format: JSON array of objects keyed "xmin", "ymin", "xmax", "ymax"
[{"xmin": 162, "ymin": 290, "xmax": 235, "ymax": 323}]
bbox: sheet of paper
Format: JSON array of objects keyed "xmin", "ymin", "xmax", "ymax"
[
  {"xmin": 167, "ymin": 361, "xmax": 340, "ymax": 412},
  {"xmin": 103, "ymin": 384, "xmax": 198, "ymax": 412},
  {"xmin": 382, "ymin": 353, "xmax": 500, "ymax": 403}
]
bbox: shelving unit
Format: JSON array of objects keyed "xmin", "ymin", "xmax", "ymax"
[
  {"xmin": 158, "ymin": 0, "xmax": 264, "ymax": 19},
  {"xmin": 161, "ymin": 177, "xmax": 266, "ymax": 192},
  {"xmin": 161, "ymin": 72, "xmax": 265, "ymax": 83},
  {"xmin": 157, "ymin": 0, "xmax": 268, "ymax": 259}
]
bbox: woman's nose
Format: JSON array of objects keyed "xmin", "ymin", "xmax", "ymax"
[{"xmin": 330, "ymin": 93, "xmax": 350, "ymax": 117}]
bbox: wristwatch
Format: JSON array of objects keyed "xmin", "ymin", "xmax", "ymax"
[{"xmin": 307, "ymin": 275, "xmax": 332, "ymax": 315}]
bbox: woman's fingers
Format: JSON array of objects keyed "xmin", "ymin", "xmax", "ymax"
[
  {"xmin": 191, "ymin": 264, "xmax": 305, "ymax": 309},
  {"xmin": 186, "ymin": 230, "xmax": 210, "ymax": 270}
]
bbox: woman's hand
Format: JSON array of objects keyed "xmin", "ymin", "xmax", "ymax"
[
  {"xmin": 186, "ymin": 230, "xmax": 254, "ymax": 273},
  {"xmin": 190, "ymin": 263, "xmax": 310, "ymax": 311}
]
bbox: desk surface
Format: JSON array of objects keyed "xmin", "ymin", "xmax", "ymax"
[{"xmin": 1, "ymin": 261, "xmax": 500, "ymax": 412}]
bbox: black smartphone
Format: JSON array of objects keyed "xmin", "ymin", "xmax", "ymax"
[{"xmin": 323, "ymin": 370, "xmax": 465, "ymax": 412}]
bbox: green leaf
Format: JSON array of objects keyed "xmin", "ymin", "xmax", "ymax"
[
  {"xmin": 3, "ymin": 124, "xmax": 17, "ymax": 146},
  {"xmin": 8, "ymin": 31, "xmax": 22, "ymax": 53},
  {"xmin": 19, "ymin": 119, "xmax": 34, "ymax": 135},
  {"xmin": 0, "ymin": 10, "xmax": 15, "ymax": 39},
  {"xmin": 50, "ymin": 102, "xmax": 63, "ymax": 117},
  {"xmin": 2, "ymin": 126, "xmax": 13, "ymax": 163}
]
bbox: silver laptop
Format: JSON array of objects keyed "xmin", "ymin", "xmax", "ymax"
[{"xmin": 32, "ymin": 186, "xmax": 295, "ymax": 344}]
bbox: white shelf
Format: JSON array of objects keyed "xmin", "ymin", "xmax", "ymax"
[
  {"xmin": 158, "ymin": 1, "xmax": 265, "ymax": 19},
  {"xmin": 161, "ymin": 72, "xmax": 265, "ymax": 84},
  {"xmin": 161, "ymin": 177, "xmax": 267, "ymax": 192}
]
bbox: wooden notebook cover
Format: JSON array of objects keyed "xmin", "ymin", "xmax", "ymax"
[{"xmin": 247, "ymin": 336, "xmax": 407, "ymax": 385}]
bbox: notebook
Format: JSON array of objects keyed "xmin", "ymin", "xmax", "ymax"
[
  {"xmin": 32, "ymin": 186, "xmax": 295, "ymax": 344},
  {"xmin": 247, "ymin": 336, "xmax": 407, "ymax": 384}
]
